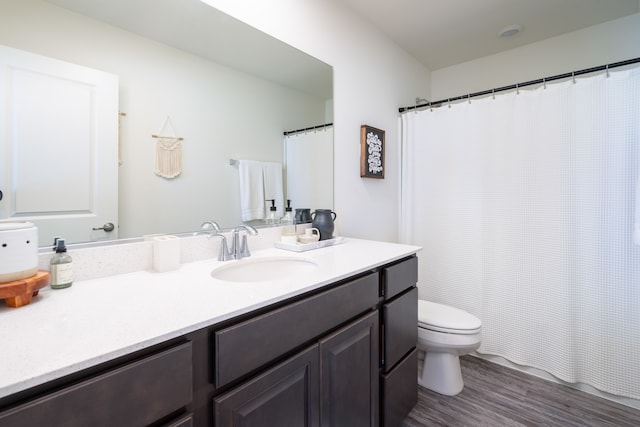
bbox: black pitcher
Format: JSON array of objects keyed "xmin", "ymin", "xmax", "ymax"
[
  {"xmin": 311, "ymin": 209, "xmax": 337, "ymax": 241},
  {"xmin": 295, "ymin": 208, "xmax": 312, "ymax": 224}
]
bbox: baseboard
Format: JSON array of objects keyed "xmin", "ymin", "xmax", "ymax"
[{"xmin": 471, "ymin": 352, "xmax": 640, "ymax": 411}]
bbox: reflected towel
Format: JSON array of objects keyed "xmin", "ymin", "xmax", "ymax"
[
  {"xmin": 262, "ymin": 162, "xmax": 284, "ymax": 218},
  {"xmin": 239, "ymin": 160, "xmax": 265, "ymax": 221}
]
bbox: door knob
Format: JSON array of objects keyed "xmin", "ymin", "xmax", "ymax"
[
  {"xmin": 0, "ymin": 189, "xmax": 3, "ymax": 201},
  {"xmin": 93, "ymin": 222, "xmax": 115, "ymax": 232}
]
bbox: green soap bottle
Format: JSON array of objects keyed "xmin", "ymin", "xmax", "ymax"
[{"xmin": 50, "ymin": 238, "xmax": 73, "ymax": 289}]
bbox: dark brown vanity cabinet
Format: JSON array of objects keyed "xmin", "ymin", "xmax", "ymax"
[
  {"xmin": 380, "ymin": 256, "xmax": 418, "ymax": 427},
  {"xmin": 0, "ymin": 255, "xmax": 418, "ymax": 427},
  {"xmin": 0, "ymin": 342, "xmax": 193, "ymax": 427}
]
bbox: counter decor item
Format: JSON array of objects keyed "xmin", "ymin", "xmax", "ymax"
[
  {"xmin": 0, "ymin": 270, "xmax": 50, "ymax": 307},
  {"xmin": 0, "ymin": 221, "xmax": 38, "ymax": 283},
  {"xmin": 311, "ymin": 209, "xmax": 336, "ymax": 241},
  {"xmin": 50, "ymin": 238, "xmax": 73, "ymax": 289},
  {"xmin": 360, "ymin": 124, "xmax": 385, "ymax": 179},
  {"xmin": 297, "ymin": 227, "xmax": 320, "ymax": 244},
  {"xmin": 152, "ymin": 235, "xmax": 181, "ymax": 272},
  {"xmin": 294, "ymin": 208, "xmax": 312, "ymax": 224},
  {"xmin": 0, "ymin": 221, "xmax": 48, "ymax": 307},
  {"xmin": 280, "ymin": 199, "xmax": 296, "ymax": 243},
  {"xmin": 265, "ymin": 199, "xmax": 279, "ymax": 225}
]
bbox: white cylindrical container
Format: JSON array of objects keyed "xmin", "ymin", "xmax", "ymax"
[
  {"xmin": 153, "ymin": 235, "xmax": 181, "ymax": 273},
  {"xmin": 0, "ymin": 222, "xmax": 39, "ymax": 283}
]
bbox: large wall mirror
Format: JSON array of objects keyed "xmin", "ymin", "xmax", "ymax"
[{"xmin": 0, "ymin": 0, "xmax": 333, "ymax": 247}]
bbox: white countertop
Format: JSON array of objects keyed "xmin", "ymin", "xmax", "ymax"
[{"xmin": 0, "ymin": 238, "xmax": 420, "ymax": 399}]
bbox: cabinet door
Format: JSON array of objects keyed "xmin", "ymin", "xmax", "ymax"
[
  {"xmin": 383, "ymin": 287, "xmax": 418, "ymax": 373},
  {"xmin": 214, "ymin": 345, "xmax": 319, "ymax": 427},
  {"xmin": 319, "ymin": 311, "xmax": 379, "ymax": 427}
]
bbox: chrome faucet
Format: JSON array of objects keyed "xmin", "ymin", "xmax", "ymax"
[
  {"xmin": 194, "ymin": 221, "xmax": 258, "ymax": 261},
  {"xmin": 194, "ymin": 220, "xmax": 233, "ymax": 261},
  {"xmin": 229, "ymin": 225, "xmax": 259, "ymax": 260}
]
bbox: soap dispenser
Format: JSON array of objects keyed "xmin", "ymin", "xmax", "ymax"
[
  {"xmin": 265, "ymin": 199, "xmax": 279, "ymax": 225},
  {"xmin": 50, "ymin": 237, "xmax": 73, "ymax": 289},
  {"xmin": 280, "ymin": 199, "xmax": 296, "ymax": 241}
]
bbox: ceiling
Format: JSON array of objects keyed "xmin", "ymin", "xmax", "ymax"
[
  {"xmin": 44, "ymin": 0, "xmax": 639, "ymax": 92},
  {"xmin": 340, "ymin": 0, "xmax": 639, "ymax": 70}
]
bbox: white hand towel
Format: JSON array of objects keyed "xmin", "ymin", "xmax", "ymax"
[
  {"xmin": 239, "ymin": 160, "xmax": 265, "ymax": 221},
  {"xmin": 262, "ymin": 161, "xmax": 284, "ymax": 218}
]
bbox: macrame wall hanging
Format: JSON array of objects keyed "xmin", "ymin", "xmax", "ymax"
[{"xmin": 152, "ymin": 116, "xmax": 184, "ymax": 179}]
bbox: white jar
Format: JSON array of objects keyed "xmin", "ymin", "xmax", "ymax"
[{"xmin": 0, "ymin": 222, "xmax": 39, "ymax": 283}]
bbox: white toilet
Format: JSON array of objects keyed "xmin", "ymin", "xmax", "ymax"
[{"xmin": 417, "ymin": 300, "xmax": 482, "ymax": 396}]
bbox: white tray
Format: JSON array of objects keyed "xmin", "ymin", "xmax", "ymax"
[{"xmin": 274, "ymin": 237, "xmax": 345, "ymax": 252}]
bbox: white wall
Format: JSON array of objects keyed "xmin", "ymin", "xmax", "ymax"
[
  {"xmin": 431, "ymin": 13, "xmax": 640, "ymax": 101},
  {"xmin": 204, "ymin": 0, "xmax": 431, "ymax": 242},
  {"xmin": 0, "ymin": 0, "xmax": 328, "ymax": 238}
]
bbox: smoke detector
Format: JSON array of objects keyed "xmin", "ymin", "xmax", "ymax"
[{"xmin": 498, "ymin": 24, "xmax": 523, "ymax": 38}]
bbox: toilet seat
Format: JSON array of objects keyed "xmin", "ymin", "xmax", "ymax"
[{"xmin": 418, "ymin": 300, "xmax": 481, "ymax": 335}]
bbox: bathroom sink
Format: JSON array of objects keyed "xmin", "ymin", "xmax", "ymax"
[{"xmin": 211, "ymin": 256, "xmax": 318, "ymax": 282}]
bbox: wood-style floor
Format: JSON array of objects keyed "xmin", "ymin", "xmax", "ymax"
[{"xmin": 402, "ymin": 355, "xmax": 640, "ymax": 427}]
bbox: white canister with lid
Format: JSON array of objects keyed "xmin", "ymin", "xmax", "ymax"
[{"xmin": 0, "ymin": 222, "xmax": 39, "ymax": 283}]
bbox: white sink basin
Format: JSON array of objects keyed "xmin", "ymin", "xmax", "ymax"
[{"xmin": 211, "ymin": 256, "xmax": 318, "ymax": 282}]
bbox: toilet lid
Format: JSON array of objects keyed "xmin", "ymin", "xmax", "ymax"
[{"xmin": 418, "ymin": 300, "xmax": 481, "ymax": 333}]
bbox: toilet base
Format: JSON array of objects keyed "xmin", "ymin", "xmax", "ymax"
[{"xmin": 418, "ymin": 351, "xmax": 464, "ymax": 396}]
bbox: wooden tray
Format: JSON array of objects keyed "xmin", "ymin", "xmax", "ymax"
[{"xmin": 0, "ymin": 270, "xmax": 50, "ymax": 308}]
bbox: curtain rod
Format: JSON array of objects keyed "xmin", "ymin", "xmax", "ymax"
[
  {"xmin": 284, "ymin": 122, "xmax": 333, "ymax": 136},
  {"xmin": 399, "ymin": 57, "xmax": 640, "ymax": 113}
]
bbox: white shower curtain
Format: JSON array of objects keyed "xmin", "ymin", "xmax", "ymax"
[
  {"xmin": 284, "ymin": 127, "xmax": 334, "ymax": 210},
  {"xmin": 400, "ymin": 67, "xmax": 640, "ymax": 399}
]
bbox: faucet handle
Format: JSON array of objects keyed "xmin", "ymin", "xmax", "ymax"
[
  {"xmin": 239, "ymin": 234, "xmax": 251, "ymax": 258},
  {"xmin": 208, "ymin": 234, "xmax": 233, "ymax": 261},
  {"xmin": 201, "ymin": 220, "xmax": 221, "ymax": 231},
  {"xmin": 234, "ymin": 224, "xmax": 258, "ymax": 235}
]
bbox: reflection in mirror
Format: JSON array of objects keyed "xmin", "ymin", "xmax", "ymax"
[{"xmin": 0, "ymin": 0, "xmax": 333, "ymax": 247}]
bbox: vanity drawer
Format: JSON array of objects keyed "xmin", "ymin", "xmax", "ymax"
[
  {"xmin": 381, "ymin": 348, "xmax": 418, "ymax": 427},
  {"xmin": 382, "ymin": 287, "xmax": 418, "ymax": 372},
  {"xmin": 0, "ymin": 342, "xmax": 193, "ymax": 427},
  {"xmin": 381, "ymin": 256, "xmax": 418, "ymax": 300},
  {"xmin": 214, "ymin": 272, "xmax": 378, "ymax": 388}
]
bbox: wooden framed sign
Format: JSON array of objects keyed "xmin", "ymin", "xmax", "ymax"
[{"xmin": 360, "ymin": 125, "xmax": 385, "ymax": 179}]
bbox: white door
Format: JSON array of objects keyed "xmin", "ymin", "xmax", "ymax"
[{"xmin": 0, "ymin": 45, "xmax": 119, "ymax": 246}]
